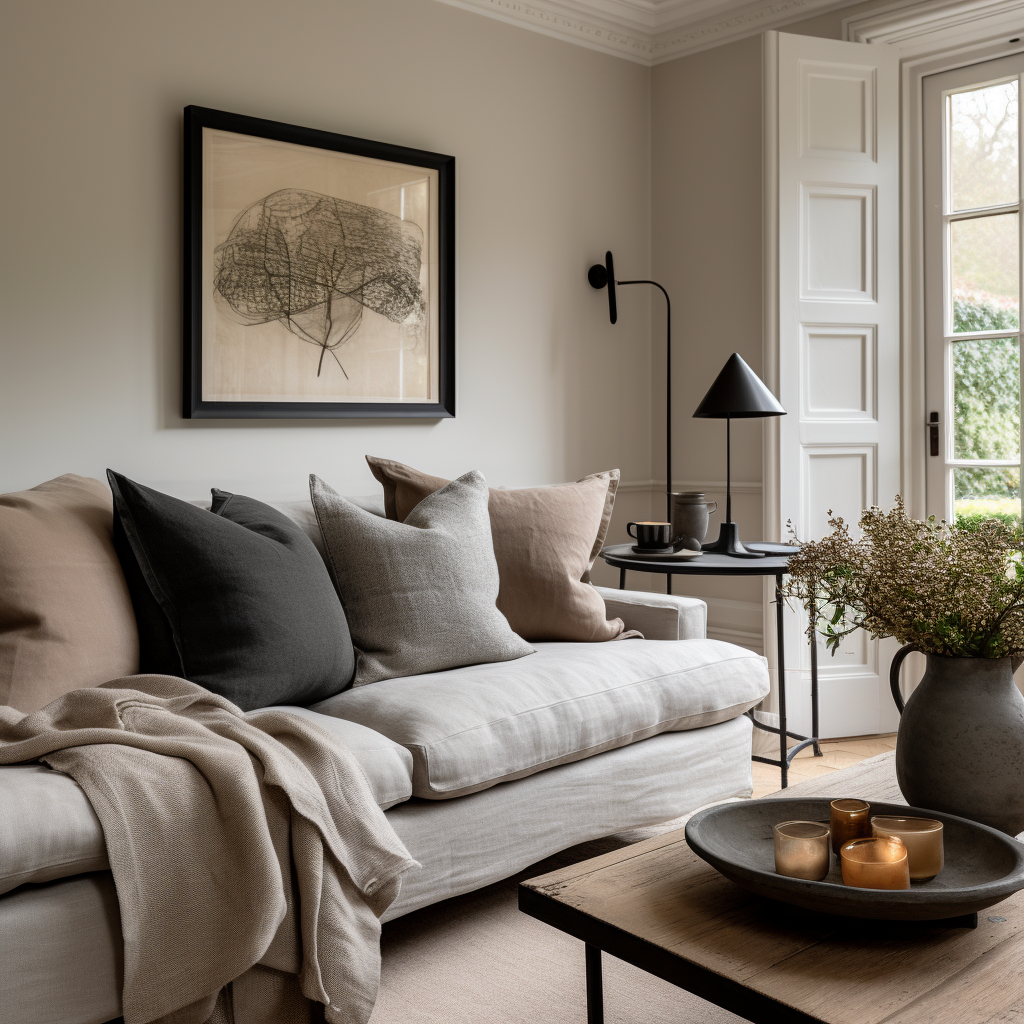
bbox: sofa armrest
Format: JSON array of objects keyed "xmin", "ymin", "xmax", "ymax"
[{"xmin": 595, "ymin": 586, "xmax": 707, "ymax": 641}]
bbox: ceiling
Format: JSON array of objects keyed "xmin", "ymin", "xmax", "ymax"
[{"xmin": 431, "ymin": 0, "xmax": 864, "ymax": 63}]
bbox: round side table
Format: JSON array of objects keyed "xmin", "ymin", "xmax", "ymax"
[{"xmin": 600, "ymin": 542, "xmax": 821, "ymax": 789}]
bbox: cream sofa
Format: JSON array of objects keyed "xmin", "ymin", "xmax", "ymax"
[{"xmin": 0, "ymin": 497, "xmax": 769, "ymax": 1024}]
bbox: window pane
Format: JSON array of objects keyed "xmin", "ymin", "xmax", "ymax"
[
  {"xmin": 954, "ymin": 466, "xmax": 1020, "ymax": 522},
  {"xmin": 951, "ymin": 213, "xmax": 1019, "ymax": 331},
  {"xmin": 953, "ymin": 336, "xmax": 1020, "ymax": 459},
  {"xmin": 950, "ymin": 81, "xmax": 1018, "ymax": 212}
]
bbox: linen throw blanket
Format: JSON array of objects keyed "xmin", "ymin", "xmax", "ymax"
[{"xmin": 0, "ymin": 676, "xmax": 417, "ymax": 1024}]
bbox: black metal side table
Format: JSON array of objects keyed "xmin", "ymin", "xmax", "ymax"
[{"xmin": 599, "ymin": 542, "xmax": 820, "ymax": 788}]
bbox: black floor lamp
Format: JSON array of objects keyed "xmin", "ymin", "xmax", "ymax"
[
  {"xmin": 693, "ymin": 352, "xmax": 785, "ymax": 558},
  {"xmin": 588, "ymin": 251, "xmax": 674, "ymax": 522}
]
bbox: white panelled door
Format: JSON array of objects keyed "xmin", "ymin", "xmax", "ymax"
[{"xmin": 768, "ymin": 31, "xmax": 901, "ymax": 737}]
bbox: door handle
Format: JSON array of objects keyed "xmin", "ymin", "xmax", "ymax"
[{"xmin": 928, "ymin": 412, "xmax": 939, "ymax": 456}]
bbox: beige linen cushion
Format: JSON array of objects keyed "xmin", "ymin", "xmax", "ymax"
[
  {"xmin": 310, "ymin": 470, "xmax": 534, "ymax": 686},
  {"xmin": 311, "ymin": 638, "xmax": 770, "ymax": 799},
  {"xmin": 366, "ymin": 457, "xmax": 623, "ymax": 642},
  {"xmin": 0, "ymin": 475, "xmax": 139, "ymax": 713}
]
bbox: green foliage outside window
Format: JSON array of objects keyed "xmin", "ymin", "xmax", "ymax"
[{"xmin": 952, "ymin": 294, "xmax": 1021, "ymax": 526}]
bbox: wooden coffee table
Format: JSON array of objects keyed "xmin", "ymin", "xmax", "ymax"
[{"xmin": 519, "ymin": 753, "xmax": 1023, "ymax": 1024}]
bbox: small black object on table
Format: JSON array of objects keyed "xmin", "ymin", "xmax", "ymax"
[{"xmin": 599, "ymin": 541, "xmax": 820, "ymax": 788}]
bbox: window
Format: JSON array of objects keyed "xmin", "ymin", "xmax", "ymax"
[{"xmin": 925, "ymin": 59, "xmax": 1024, "ymax": 522}]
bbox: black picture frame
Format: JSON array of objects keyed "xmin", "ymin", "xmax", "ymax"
[{"xmin": 184, "ymin": 105, "xmax": 455, "ymax": 419}]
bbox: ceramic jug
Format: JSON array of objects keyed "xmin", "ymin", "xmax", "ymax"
[
  {"xmin": 890, "ymin": 646, "xmax": 1024, "ymax": 836},
  {"xmin": 671, "ymin": 492, "xmax": 717, "ymax": 547}
]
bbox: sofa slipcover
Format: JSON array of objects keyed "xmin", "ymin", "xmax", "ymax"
[
  {"xmin": 0, "ymin": 713, "xmax": 413, "ymax": 899},
  {"xmin": 310, "ymin": 639, "xmax": 769, "ymax": 799}
]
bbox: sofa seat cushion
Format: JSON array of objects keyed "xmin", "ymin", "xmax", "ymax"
[
  {"xmin": 0, "ymin": 712, "xmax": 412, "ymax": 899},
  {"xmin": 309, "ymin": 639, "xmax": 769, "ymax": 799}
]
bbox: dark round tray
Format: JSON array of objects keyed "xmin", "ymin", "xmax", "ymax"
[{"xmin": 685, "ymin": 798, "xmax": 1024, "ymax": 920}]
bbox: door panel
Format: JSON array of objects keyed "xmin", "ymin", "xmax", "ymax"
[{"xmin": 769, "ymin": 31, "xmax": 901, "ymax": 737}]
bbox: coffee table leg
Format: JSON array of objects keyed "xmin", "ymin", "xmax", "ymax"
[{"xmin": 585, "ymin": 943, "xmax": 604, "ymax": 1024}]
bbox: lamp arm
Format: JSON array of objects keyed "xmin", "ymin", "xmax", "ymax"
[{"xmin": 617, "ymin": 280, "xmax": 672, "ymax": 521}]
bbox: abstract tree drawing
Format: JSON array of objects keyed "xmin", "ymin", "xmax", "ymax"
[{"xmin": 213, "ymin": 188, "xmax": 424, "ymax": 378}]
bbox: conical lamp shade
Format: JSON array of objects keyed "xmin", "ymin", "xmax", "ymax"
[{"xmin": 693, "ymin": 352, "xmax": 786, "ymax": 419}]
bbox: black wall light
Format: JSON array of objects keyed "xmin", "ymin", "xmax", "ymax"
[{"xmin": 588, "ymin": 251, "xmax": 674, "ymax": 522}]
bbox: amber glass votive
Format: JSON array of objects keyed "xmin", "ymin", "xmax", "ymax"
[
  {"xmin": 774, "ymin": 821, "xmax": 831, "ymax": 881},
  {"xmin": 840, "ymin": 836, "xmax": 911, "ymax": 889},
  {"xmin": 871, "ymin": 816, "xmax": 944, "ymax": 882},
  {"xmin": 830, "ymin": 798, "xmax": 871, "ymax": 854}
]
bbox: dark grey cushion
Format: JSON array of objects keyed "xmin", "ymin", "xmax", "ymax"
[{"xmin": 107, "ymin": 471, "xmax": 354, "ymax": 710}]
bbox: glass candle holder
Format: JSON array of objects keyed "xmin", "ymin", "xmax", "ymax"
[
  {"xmin": 773, "ymin": 820, "xmax": 831, "ymax": 881},
  {"xmin": 840, "ymin": 836, "xmax": 911, "ymax": 890},
  {"xmin": 871, "ymin": 816, "xmax": 944, "ymax": 882},
  {"xmin": 830, "ymin": 798, "xmax": 871, "ymax": 855}
]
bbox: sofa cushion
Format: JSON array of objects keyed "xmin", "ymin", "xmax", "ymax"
[
  {"xmin": 252, "ymin": 707, "xmax": 414, "ymax": 810},
  {"xmin": 309, "ymin": 639, "xmax": 769, "ymax": 799},
  {"xmin": 108, "ymin": 472, "xmax": 355, "ymax": 710},
  {"xmin": 0, "ymin": 711, "xmax": 412, "ymax": 899},
  {"xmin": 366, "ymin": 457, "xmax": 624, "ymax": 642},
  {"xmin": 311, "ymin": 471, "xmax": 534, "ymax": 687},
  {"xmin": 0, "ymin": 475, "xmax": 139, "ymax": 714}
]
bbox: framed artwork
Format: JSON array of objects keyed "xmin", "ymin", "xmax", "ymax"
[{"xmin": 184, "ymin": 106, "xmax": 455, "ymax": 418}]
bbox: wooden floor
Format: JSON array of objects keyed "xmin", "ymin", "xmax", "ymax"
[{"xmin": 751, "ymin": 733, "xmax": 897, "ymax": 799}]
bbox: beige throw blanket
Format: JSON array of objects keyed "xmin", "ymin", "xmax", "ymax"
[{"xmin": 0, "ymin": 676, "xmax": 417, "ymax": 1024}]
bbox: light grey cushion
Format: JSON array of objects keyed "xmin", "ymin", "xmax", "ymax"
[
  {"xmin": 310, "ymin": 638, "xmax": 769, "ymax": 799},
  {"xmin": 252, "ymin": 706, "xmax": 413, "ymax": 810},
  {"xmin": 0, "ymin": 711, "xmax": 412, "ymax": 899},
  {"xmin": 0, "ymin": 765, "xmax": 107, "ymax": 898},
  {"xmin": 310, "ymin": 470, "xmax": 534, "ymax": 686}
]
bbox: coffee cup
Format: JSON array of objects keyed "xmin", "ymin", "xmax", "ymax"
[
  {"xmin": 671, "ymin": 492, "xmax": 718, "ymax": 547},
  {"xmin": 627, "ymin": 521, "xmax": 673, "ymax": 550}
]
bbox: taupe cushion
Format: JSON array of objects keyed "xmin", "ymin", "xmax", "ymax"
[
  {"xmin": 310, "ymin": 639, "xmax": 770, "ymax": 799},
  {"xmin": 0, "ymin": 712, "xmax": 412, "ymax": 899},
  {"xmin": 310, "ymin": 471, "xmax": 534, "ymax": 687},
  {"xmin": 366, "ymin": 457, "xmax": 624, "ymax": 642},
  {"xmin": 0, "ymin": 475, "xmax": 139, "ymax": 714}
]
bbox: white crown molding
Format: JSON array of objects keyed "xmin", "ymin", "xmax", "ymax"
[
  {"xmin": 844, "ymin": 0, "xmax": 1024, "ymax": 45},
  {"xmin": 431, "ymin": 0, "xmax": 864, "ymax": 64}
]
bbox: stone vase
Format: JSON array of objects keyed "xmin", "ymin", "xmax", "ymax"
[
  {"xmin": 671, "ymin": 492, "xmax": 718, "ymax": 546},
  {"xmin": 890, "ymin": 646, "xmax": 1024, "ymax": 836}
]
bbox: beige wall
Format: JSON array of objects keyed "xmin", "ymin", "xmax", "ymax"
[
  {"xmin": 648, "ymin": 35, "xmax": 766, "ymax": 635},
  {"xmin": 0, "ymin": 0, "xmax": 652, "ymax": 534}
]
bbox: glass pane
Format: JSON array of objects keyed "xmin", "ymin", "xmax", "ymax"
[
  {"xmin": 951, "ymin": 213, "xmax": 1019, "ymax": 331},
  {"xmin": 953, "ymin": 336, "xmax": 1020, "ymax": 459},
  {"xmin": 954, "ymin": 466, "xmax": 1021, "ymax": 523},
  {"xmin": 950, "ymin": 81, "xmax": 1018, "ymax": 212}
]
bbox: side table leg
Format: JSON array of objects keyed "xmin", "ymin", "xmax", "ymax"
[
  {"xmin": 619, "ymin": 567, "xmax": 626, "ymax": 591},
  {"xmin": 585, "ymin": 944, "xmax": 604, "ymax": 1024},
  {"xmin": 666, "ymin": 573, "xmax": 673, "ymax": 595},
  {"xmin": 810, "ymin": 609, "xmax": 821, "ymax": 757},
  {"xmin": 776, "ymin": 572, "xmax": 788, "ymax": 789}
]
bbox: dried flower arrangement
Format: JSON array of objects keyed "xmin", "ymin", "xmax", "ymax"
[{"xmin": 782, "ymin": 497, "xmax": 1024, "ymax": 659}]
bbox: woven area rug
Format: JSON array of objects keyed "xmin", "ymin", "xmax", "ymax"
[{"xmin": 369, "ymin": 814, "xmax": 744, "ymax": 1024}]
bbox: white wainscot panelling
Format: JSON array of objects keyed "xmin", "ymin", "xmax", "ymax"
[
  {"xmin": 801, "ymin": 324, "xmax": 877, "ymax": 420},
  {"xmin": 802, "ymin": 445, "xmax": 876, "ymax": 540},
  {"xmin": 800, "ymin": 61, "xmax": 876, "ymax": 161},
  {"xmin": 801, "ymin": 185, "xmax": 875, "ymax": 302}
]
